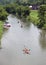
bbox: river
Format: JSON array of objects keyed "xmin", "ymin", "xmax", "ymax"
[{"xmin": 0, "ymin": 15, "xmax": 46, "ymax": 65}]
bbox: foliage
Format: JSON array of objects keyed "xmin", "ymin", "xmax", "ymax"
[
  {"xmin": 5, "ymin": 4, "xmax": 17, "ymax": 14},
  {"xmin": 16, "ymin": 6, "xmax": 22, "ymax": 17},
  {"xmin": 29, "ymin": 10, "xmax": 39, "ymax": 25},
  {"xmin": 42, "ymin": 24, "xmax": 46, "ymax": 30},
  {"xmin": 0, "ymin": 5, "xmax": 8, "ymax": 21},
  {"xmin": 0, "ymin": 0, "xmax": 46, "ymax": 5},
  {"xmin": 5, "ymin": 3, "xmax": 30, "ymax": 18},
  {"xmin": 38, "ymin": 5, "xmax": 46, "ymax": 28},
  {"xmin": 0, "ymin": 21, "xmax": 3, "ymax": 39},
  {"xmin": 22, "ymin": 6, "xmax": 30, "ymax": 17}
]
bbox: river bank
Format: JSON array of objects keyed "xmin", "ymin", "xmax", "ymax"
[
  {"xmin": 0, "ymin": 21, "xmax": 4, "ymax": 39},
  {"xmin": 0, "ymin": 21, "xmax": 4, "ymax": 48}
]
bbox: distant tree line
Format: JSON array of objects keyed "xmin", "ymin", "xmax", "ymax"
[{"xmin": 0, "ymin": 0, "xmax": 46, "ymax": 5}]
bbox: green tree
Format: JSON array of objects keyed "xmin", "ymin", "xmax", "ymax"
[
  {"xmin": 38, "ymin": 5, "xmax": 46, "ymax": 28},
  {"xmin": 0, "ymin": 5, "xmax": 8, "ymax": 21},
  {"xmin": 16, "ymin": 6, "xmax": 22, "ymax": 17},
  {"xmin": 22, "ymin": 6, "xmax": 30, "ymax": 17}
]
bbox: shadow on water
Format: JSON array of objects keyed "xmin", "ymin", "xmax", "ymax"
[
  {"xmin": 20, "ymin": 21, "xmax": 31, "ymax": 29},
  {"xmin": 39, "ymin": 30, "xmax": 46, "ymax": 49},
  {"xmin": 19, "ymin": 18, "xmax": 31, "ymax": 30}
]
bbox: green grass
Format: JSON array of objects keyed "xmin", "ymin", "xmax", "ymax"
[
  {"xmin": 0, "ymin": 21, "xmax": 4, "ymax": 48},
  {"xmin": 29, "ymin": 10, "xmax": 39, "ymax": 25},
  {"xmin": 0, "ymin": 21, "xmax": 4, "ymax": 39}
]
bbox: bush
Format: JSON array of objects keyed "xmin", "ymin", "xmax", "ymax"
[
  {"xmin": 38, "ymin": 5, "xmax": 46, "ymax": 28},
  {"xmin": 0, "ymin": 5, "xmax": 8, "ymax": 21}
]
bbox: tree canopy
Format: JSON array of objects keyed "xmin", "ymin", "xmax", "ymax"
[
  {"xmin": 0, "ymin": 5, "xmax": 8, "ymax": 21},
  {"xmin": 38, "ymin": 5, "xmax": 46, "ymax": 29}
]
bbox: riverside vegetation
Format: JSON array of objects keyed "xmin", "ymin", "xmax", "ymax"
[
  {"xmin": 30, "ymin": 5, "xmax": 46, "ymax": 29},
  {"xmin": 0, "ymin": 5, "xmax": 8, "ymax": 39}
]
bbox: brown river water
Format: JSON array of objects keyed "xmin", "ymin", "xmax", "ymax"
[{"xmin": 0, "ymin": 15, "xmax": 46, "ymax": 65}]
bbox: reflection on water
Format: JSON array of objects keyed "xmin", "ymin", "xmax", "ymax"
[
  {"xmin": 0, "ymin": 15, "xmax": 46, "ymax": 65},
  {"xmin": 39, "ymin": 30, "xmax": 46, "ymax": 49}
]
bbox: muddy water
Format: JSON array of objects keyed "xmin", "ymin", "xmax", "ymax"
[{"xmin": 0, "ymin": 15, "xmax": 46, "ymax": 65}]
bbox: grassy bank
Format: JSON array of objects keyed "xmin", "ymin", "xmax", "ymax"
[
  {"xmin": 29, "ymin": 10, "xmax": 39, "ymax": 25},
  {"xmin": 0, "ymin": 21, "xmax": 4, "ymax": 39}
]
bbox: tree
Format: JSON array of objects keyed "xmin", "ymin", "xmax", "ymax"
[
  {"xmin": 0, "ymin": 5, "xmax": 8, "ymax": 20},
  {"xmin": 22, "ymin": 6, "xmax": 30, "ymax": 17},
  {"xmin": 5, "ymin": 4, "xmax": 16, "ymax": 14},
  {"xmin": 38, "ymin": 5, "xmax": 46, "ymax": 28},
  {"xmin": 16, "ymin": 6, "xmax": 22, "ymax": 17}
]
